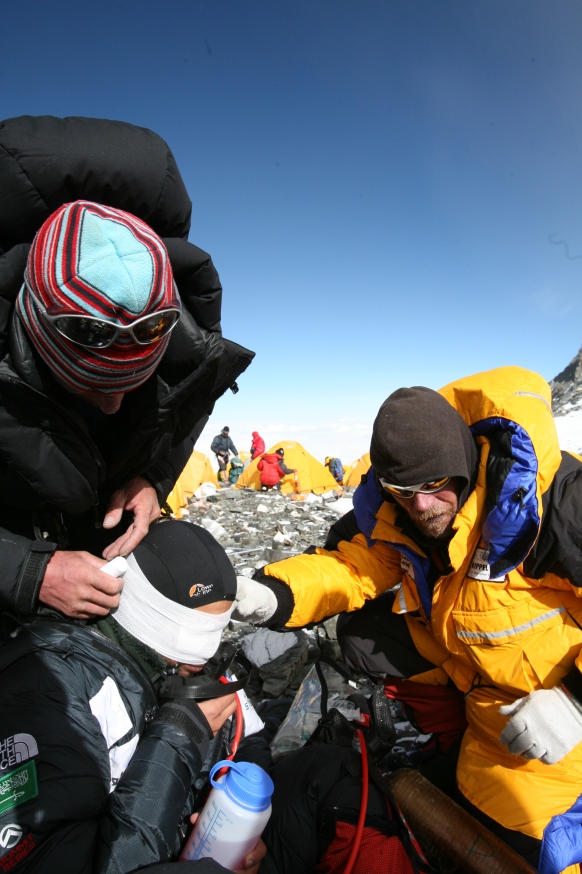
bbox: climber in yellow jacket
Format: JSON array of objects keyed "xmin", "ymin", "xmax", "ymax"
[{"xmin": 233, "ymin": 366, "xmax": 582, "ymax": 874}]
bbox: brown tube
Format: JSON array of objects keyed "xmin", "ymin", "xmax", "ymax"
[{"xmin": 386, "ymin": 769, "xmax": 538, "ymax": 874}]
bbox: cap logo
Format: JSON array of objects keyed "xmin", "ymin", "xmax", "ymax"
[{"xmin": 189, "ymin": 583, "xmax": 213, "ymax": 598}]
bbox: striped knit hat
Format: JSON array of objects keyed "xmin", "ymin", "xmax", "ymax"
[{"xmin": 16, "ymin": 200, "xmax": 177, "ymax": 394}]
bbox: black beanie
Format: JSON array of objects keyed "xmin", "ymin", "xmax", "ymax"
[
  {"xmin": 131, "ymin": 519, "xmax": 237, "ymax": 607},
  {"xmin": 370, "ymin": 387, "xmax": 478, "ymax": 508}
]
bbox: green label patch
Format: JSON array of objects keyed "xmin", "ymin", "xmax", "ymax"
[{"xmin": 0, "ymin": 762, "xmax": 37, "ymax": 815}]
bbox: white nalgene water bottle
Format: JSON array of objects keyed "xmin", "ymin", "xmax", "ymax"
[{"xmin": 180, "ymin": 760, "xmax": 274, "ymax": 868}]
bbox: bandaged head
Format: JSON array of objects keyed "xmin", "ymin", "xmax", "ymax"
[{"xmin": 112, "ymin": 520, "xmax": 237, "ymax": 664}]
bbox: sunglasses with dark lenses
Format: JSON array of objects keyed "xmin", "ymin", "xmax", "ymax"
[
  {"xmin": 25, "ymin": 284, "xmax": 181, "ymax": 349},
  {"xmin": 378, "ymin": 476, "xmax": 450, "ymax": 499}
]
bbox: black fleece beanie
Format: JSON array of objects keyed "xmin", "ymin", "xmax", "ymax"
[
  {"xmin": 370, "ymin": 386, "xmax": 478, "ymax": 509},
  {"xmin": 131, "ymin": 519, "xmax": 237, "ymax": 607}
]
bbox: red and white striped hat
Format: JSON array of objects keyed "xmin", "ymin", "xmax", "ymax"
[{"xmin": 16, "ymin": 200, "xmax": 177, "ymax": 394}]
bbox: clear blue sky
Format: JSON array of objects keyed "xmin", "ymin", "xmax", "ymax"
[{"xmin": 3, "ymin": 1, "xmax": 582, "ymax": 462}]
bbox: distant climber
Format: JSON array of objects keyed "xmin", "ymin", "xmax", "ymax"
[
  {"xmin": 258, "ymin": 448, "xmax": 295, "ymax": 491},
  {"xmin": 228, "ymin": 455, "xmax": 244, "ymax": 486},
  {"xmin": 325, "ymin": 456, "xmax": 344, "ymax": 484},
  {"xmin": 250, "ymin": 431, "xmax": 266, "ymax": 460},
  {"xmin": 211, "ymin": 426, "xmax": 238, "ymax": 484}
]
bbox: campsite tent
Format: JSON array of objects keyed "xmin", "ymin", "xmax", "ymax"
[
  {"xmin": 166, "ymin": 450, "xmax": 217, "ymax": 517},
  {"xmin": 342, "ymin": 463, "xmax": 353, "ymax": 484},
  {"xmin": 344, "ymin": 453, "xmax": 371, "ymax": 487},
  {"xmin": 235, "ymin": 440, "xmax": 338, "ymax": 494}
]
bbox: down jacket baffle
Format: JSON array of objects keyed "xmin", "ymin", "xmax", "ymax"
[
  {"xmin": 258, "ymin": 367, "xmax": 582, "ymax": 872},
  {"xmin": 0, "ymin": 619, "xmax": 228, "ymax": 873},
  {"xmin": 0, "ymin": 115, "xmax": 254, "ymax": 618}
]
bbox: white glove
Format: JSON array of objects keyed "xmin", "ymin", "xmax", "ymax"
[
  {"xmin": 499, "ymin": 687, "xmax": 582, "ymax": 765},
  {"xmin": 232, "ymin": 576, "xmax": 278, "ymax": 624}
]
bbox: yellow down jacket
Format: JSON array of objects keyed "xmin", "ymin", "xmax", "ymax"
[{"xmin": 263, "ymin": 367, "xmax": 582, "ymax": 870}]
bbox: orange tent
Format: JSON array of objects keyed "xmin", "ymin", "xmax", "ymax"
[
  {"xmin": 166, "ymin": 451, "xmax": 217, "ymax": 517},
  {"xmin": 344, "ymin": 453, "xmax": 371, "ymax": 487},
  {"xmin": 236, "ymin": 440, "xmax": 338, "ymax": 494}
]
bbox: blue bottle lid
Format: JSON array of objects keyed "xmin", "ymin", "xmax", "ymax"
[{"xmin": 210, "ymin": 760, "xmax": 274, "ymax": 812}]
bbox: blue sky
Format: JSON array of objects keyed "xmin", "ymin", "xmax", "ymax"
[{"xmin": 3, "ymin": 1, "xmax": 582, "ymax": 463}]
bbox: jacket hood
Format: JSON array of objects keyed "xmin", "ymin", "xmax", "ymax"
[{"xmin": 356, "ymin": 367, "xmax": 562, "ymax": 581}]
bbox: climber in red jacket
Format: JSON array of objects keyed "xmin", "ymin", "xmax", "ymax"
[
  {"xmin": 250, "ymin": 431, "xmax": 266, "ymax": 460},
  {"xmin": 257, "ymin": 448, "xmax": 295, "ymax": 490}
]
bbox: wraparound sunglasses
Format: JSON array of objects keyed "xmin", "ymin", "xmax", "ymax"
[
  {"xmin": 24, "ymin": 282, "xmax": 181, "ymax": 349},
  {"xmin": 378, "ymin": 476, "xmax": 450, "ymax": 499}
]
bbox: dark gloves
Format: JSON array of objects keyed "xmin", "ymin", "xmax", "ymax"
[{"xmin": 154, "ymin": 699, "xmax": 213, "ymax": 748}]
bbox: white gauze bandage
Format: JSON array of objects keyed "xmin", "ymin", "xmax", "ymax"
[{"xmin": 111, "ymin": 553, "xmax": 233, "ymax": 664}]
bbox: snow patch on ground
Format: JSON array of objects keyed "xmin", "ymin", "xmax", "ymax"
[{"xmin": 554, "ymin": 409, "xmax": 582, "ymax": 455}]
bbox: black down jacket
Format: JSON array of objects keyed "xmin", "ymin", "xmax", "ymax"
[
  {"xmin": 0, "ymin": 619, "xmax": 230, "ymax": 873},
  {"xmin": 0, "ymin": 116, "xmax": 254, "ymax": 616}
]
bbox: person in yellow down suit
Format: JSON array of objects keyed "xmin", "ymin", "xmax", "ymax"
[{"xmin": 232, "ymin": 366, "xmax": 582, "ymax": 874}]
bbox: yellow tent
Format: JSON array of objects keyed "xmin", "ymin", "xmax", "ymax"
[
  {"xmin": 342, "ymin": 464, "xmax": 353, "ymax": 483},
  {"xmin": 166, "ymin": 451, "xmax": 217, "ymax": 517},
  {"xmin": 235, "ymin": 440, "xmax": 338, "ymax": 494},
  {"xmin": 344, "ymin": 453, "xmax": 371, "ymax": 487}
]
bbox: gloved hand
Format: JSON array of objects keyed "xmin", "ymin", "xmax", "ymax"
[
  {"xmin": 232, "ymin": 576, "xmax": 278, "ymax": 624},
  {"xmin": 499, "ymin": 686, "xmax": 582, "ymax": 764}
]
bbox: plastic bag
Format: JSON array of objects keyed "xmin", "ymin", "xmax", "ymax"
[{"xmin": 270, "ymin": 662, "xmax": 367, "ymax": 760}]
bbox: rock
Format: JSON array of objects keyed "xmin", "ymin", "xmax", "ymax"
[
  {"xmin": 194, "ymin": 482, "xmax": 217, "ymax": 499},
  {"xmin": 184, "ymin": 484, "xmax": 338, "ymax": 574},
  {"xmin": 551, "ymin": 344, "xmax": 582, "ymax": 415},
  {"xmin": 327, "ymin": 497, "xmax": 354, "ymax": 517},
  {"xmin": 199, "ymin": 517, "xmax": 228, "ymax": 540},
  {"xmin": 215, "ymin": 487, "xmax": 240, "ymax": 500}
]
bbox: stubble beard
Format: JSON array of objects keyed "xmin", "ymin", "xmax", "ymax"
[{"xmin": 407, "ymin": 504, "xmax": 457, "ymax": 540}]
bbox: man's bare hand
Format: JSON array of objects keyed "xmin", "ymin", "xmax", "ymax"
[
  {"xmin": 102, "ymin": 476, "xmax": 160, "ymax": 559},
  {"xmin": 198, "ymin": 693, "xmax": 239, "ymax": 735},
  {"xmin": 39, "ymin": 551, "xmax": 124, "ymax": 618},
  {"xmin": 188, "ymin": 814, "xmax": 267, "ymax": 872},
  {"xmin": 233, "ymin": 838, "xmax": 266, "ymax": 873}
]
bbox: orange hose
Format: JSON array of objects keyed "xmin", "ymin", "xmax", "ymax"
[
  {"xmin": 215, "ymin": 675, "xmax": 244, "ymax": 777},
  {"xmin": 342, "ymin": 729, "xmax": 369, "ymax": 874}
]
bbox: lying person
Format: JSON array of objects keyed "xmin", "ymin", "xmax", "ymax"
[{"xmin": 0, "ymin": 519, "xmax": 264, "ymax": 873}]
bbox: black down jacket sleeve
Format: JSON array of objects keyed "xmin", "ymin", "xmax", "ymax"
[{"xmin": 0, "ymin": 531, "xmax": 56, "ymax": 617}]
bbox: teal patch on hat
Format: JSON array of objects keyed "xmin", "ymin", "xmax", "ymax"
[{"xmin": 76, "ymin": 211, "xmax": 154, "ymax": 314}]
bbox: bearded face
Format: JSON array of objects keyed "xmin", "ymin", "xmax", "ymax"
[{"xmin": 392, "ymin": 479, "xmax": 460, "ymax": 541}]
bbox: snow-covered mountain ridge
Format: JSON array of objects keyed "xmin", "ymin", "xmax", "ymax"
[{"xmin": 551, "ymin": 346, "xmax": 582, "ymax": 455}]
